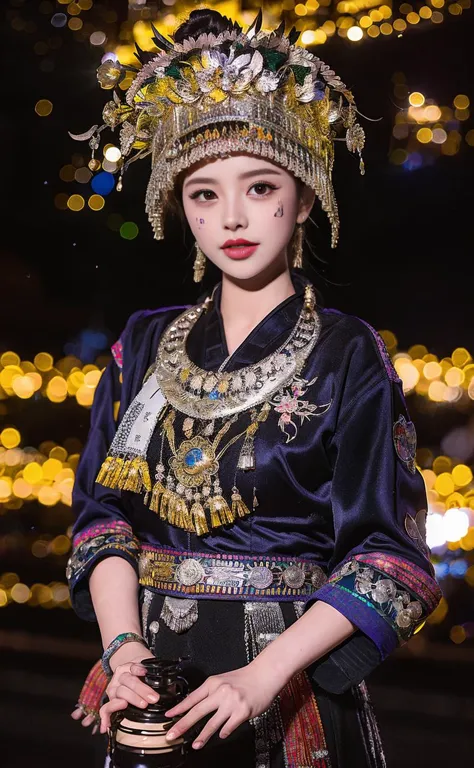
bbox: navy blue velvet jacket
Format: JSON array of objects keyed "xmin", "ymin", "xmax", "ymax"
[{"xmin": 67, "ymin": 269, "xmax": 441, "ymax": 693}]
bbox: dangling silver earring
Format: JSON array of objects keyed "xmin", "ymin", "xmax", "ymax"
[
  {"xmin": 292, "ymin": 223, "xmax": 304, "ymax": 269},
  {"xmin": 193, "ymin": 242, "xmax": 206, "ymax": 283}
]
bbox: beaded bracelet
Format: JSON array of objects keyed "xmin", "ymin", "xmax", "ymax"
[{"xmin": 101, "ymin": 632, "xmax": 148, "ymax": 678}]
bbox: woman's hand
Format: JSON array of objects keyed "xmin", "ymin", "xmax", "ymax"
[
  {"xmin": 163, "ymin": 660, "xmax": 285, "ymax": 751},
  {"xmin": 70, "ymin": 642, "xmax": 156, "ymax": 733}
]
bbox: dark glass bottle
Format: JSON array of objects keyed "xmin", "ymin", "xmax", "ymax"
[{"xmin": 108, "ymin": 658, "xmax": 191, "ymax": 768}]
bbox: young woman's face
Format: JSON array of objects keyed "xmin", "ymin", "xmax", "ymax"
[{"xmin": 181, "ymin": 153, "xmax": 314, "ymax": 281}]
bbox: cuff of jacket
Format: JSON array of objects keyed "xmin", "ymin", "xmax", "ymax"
[
  {"xmin": 312, "ymin": 581, "xmax": 398, "ymax": 660},
  {"xmin": 66, "ymin": 520, "xmax": 140, "ymax": 621},
  {"xmin": 308, "ymin": 632, "xmax": 382, "ymax": 694}
]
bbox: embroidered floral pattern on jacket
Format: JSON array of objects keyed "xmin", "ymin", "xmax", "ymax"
[
  {"xmin": 270, "ymin": 375, "xmax": 331, "ymax": 443},
  {"xmin": 66, "ymin": 520, "xmax": 140, "ymax": 585},
  {"xmin": 393, "ymin": 414, "xmax": 417, "ymax": 474}
]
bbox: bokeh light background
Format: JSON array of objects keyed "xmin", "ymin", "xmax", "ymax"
[{"xmin": 1, "ymin": 1, "xmax": 473, "ymax": 766}]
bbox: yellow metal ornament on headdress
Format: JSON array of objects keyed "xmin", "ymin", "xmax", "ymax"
[{"xmin": 69, "ymin": 9, "xmax": 366, "ymax": 248}]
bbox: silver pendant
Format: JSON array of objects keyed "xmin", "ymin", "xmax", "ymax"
[{"xmin": 160, "ymin": 596, "xmax": 198, "ymax": 633}]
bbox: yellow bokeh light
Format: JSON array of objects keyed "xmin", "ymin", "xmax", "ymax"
[
  {"xmin": 12, "ymin": 478, "xmax": 33, "ymax": 499},
  {"xmin": 76, "ymin": 384, "xmax": 94, "ymax": 407},
  {"xmin": 428, "ymin": 380, "xmax": 447, "ymax": 401},
  {"xmin": 88, "ymin": 194, "xmax": 105, "ymax": 211},
  {"xmin": 42, "ymin": 458, "xmax": 64, "ymax": 482},
  {"xmin": 393, "ymin": 18, "xmax": 407, "ymax": 30},
  {"xmin": 84, "ymin": 370, "xmax": 102, "ymax": 388},
  {"xmin": 67, "ymin": 194, "xmax": 85, "ymax": 212},
  {"xmin": 32, "ymin": 541, "xmax": 50, "ymax": 559},
  {"xmin": 0, "ymin": 590, "xmax": 7, "ymax": 608},
  {"xmin": 50, "ymin": 446, "xmax": 68, "ymax": 462},
  {"xmin": 35, "ymin": 99, "xmax": 53, "ymax": 117},
  {"xmin": 295, "ymin": 3, "xmax": 308, "ymax": 13},
  {"xmin": 445, "ymin": 367, "xmax": 464, "ymax": 387},
  {"xmin": 23, "ymin": 462, "xmax": 43, "ymax": 485},
  {"xmin": 1, "ymin": 573, "xmax": 19, "ymax": 588},
  {"xmin": 380, "ymin": 22, "xmax": 393, "ymax": 34},
  {"xmin": 433, "ymin": 455, "xmax": 452, "ymax": 474},
  {"xmin": 11, "ymin": 376, "xmax": 35, "ymax": 399},
  {"xmin": 423, "ymin": 361, "xmax": 442, "ymax": 380},
  {"xmin": 452, "ymin": 347, "xmax": 471, "ymax": 367},
  {"xmin": 34, "ymin": 352, "xmax": 53, "ymax": 372},
  {"xmin": 419, "ymin": 5, "xmax": 433, "ymax": 16},
  {"xmin": 424, "ymin": 105, "xmax": 441, "ymax": 121},
  {"xmin": 1, "ymin": 428, "xmax": 21, "ymax": 449},
  {"xmin": 434, "ymin": 472, "xmax": 455, "ymax": 496},
  {"xmin": 68, "ymin": 17, "xmax": 83, "ymax": 30},
  {"xmin": 399, "ymin": 363, "xmax": 420, "ymax": 392},
  {"xmin": 26, "ymin": 372, "xmax": 42, "ymax": 392},
  {"xmin": 38, "ymin": 486, "xmax": 61, "ymax": 507},
  {"xmin": 407, "ymin": 11, "xmax": 420, "ymax": 22},
  {"xmin": 11, "ymin": 583, "xmax": 32, "ymax": 604},
  {"xmin": 0, "ymin": 478, "xmax": 12, "ymax": 501},
  {"xmin": 369, "ymin": 9, "xmax": 383, "ymax": 20},
  {"xmin": 417, "ymin": 127, "xmax": 433, "ymax": 143},
  {"xmin": 51, "ymin": 536, "xmax": 71, "ymax": 556},
  {"xmin": 422, "ymin": 469, "xmax": 436, "ymax": 490},
  {"xmin": 409, "ymin": 92, "xmax": 425, "ymax": 107},
  {"xmin": 1, "ymin": 352, "xmax": 20, "ymax": 367},
  {"xmin": 449, "ymin": 625, "xmax": 466, "ymax": 644},
  {"xmin": 313, "ymin": 29, "xmax": 327, "ymax": 43},
  {"xmin": 466, "ymin": 129, "xmax": 474, "ymax": 146},
  {"xmin": 367, "ymin": 25, "xmax": 380, "ymax": 37},
  {"xmin": 360, "ymin": 15, "xmax": 372, "ymax": 27},
  {"xmin": 452, "ymin": 465, "xmax": 473, "ymax": 488},
  {"xmin": 47, "ymin": 376, "xmax": 68, "ymax": 402},
  {"xmin": 0, "ymin": 365, "xmax": 23, "ymax": 391}
]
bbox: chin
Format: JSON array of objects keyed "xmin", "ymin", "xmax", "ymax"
[{"xmin": 216, "ymin": 255, "xmax": 287, "ymax": 282}]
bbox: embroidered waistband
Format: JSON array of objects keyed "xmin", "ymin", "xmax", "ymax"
[{"xmin": 138, "ymin": 544, "xmax": 327, "ymax": 600}]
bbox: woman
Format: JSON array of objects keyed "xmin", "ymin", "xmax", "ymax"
[{"xmin": 67, "ymin": 9, "xmax": 441, "ymax": 767}]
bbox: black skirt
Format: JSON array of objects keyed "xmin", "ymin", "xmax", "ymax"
[{"xmin": 135, "ymin": 587, "xmax": 386, "ymax": 768}]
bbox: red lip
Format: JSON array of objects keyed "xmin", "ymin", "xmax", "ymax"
[{"xmin": 221, "ymin": 238, "xmax": 259, "ymax": 248}]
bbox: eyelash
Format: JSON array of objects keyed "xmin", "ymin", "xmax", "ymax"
[{"xmin": 189, "ymin": 182, "xmax": 278, "ymax": 202}]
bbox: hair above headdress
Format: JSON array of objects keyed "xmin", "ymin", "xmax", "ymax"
[{"xmin": 69, "ymin": 8, "xmax": 366, "ymax": 248}]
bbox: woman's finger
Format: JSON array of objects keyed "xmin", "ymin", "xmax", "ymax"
[
  {"xmin": 70, "ymin": 707, "xmax": 83, "ymax": 721},
  {"xmin": 165, "ymin": 683, "xmax": 209, "ymax": 717},
  {"xmin": 81, "ymin": 714, "xmax": 96, "ymax": 728},
  {"xmin": 100, "ymin": 698, "xmax": 128, "ymax": 731},
  {"xmin": 166, "ymin": 693, "xmax": 221, "ymax": 741},
  {"xmin": 117, "ymin": 671, "xmax": 159, "ymax": 703},
  {"xmin": 219, "ymin": 713, "xmax": 245, "ymax": 740},
  {"xmin": 114, "ymin": 683, "xmax": 152, "ymax": 710},
  {"xmin": 191, "ymin": 708, "xmax": 230, "ymax": 749}
]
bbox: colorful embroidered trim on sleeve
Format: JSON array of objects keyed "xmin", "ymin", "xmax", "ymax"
[
  {"xmin": 66, "ymin": 520, "xmax": 140, "ymax": 586},
  {"xmin": 356, "ymin": 318, "xmax": 400, "ymax": 383},
  {"xmin": 111, "ymin": 338, "xmax": 123, "ymax": 370},
  {"xmin": 322, "ymin": 552, "xmax": 441, "ymax": 646}
]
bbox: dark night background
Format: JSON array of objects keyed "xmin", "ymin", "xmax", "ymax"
[{"xmin": 1, "ymin": 1, "xmax": 473, "ymax": 766}]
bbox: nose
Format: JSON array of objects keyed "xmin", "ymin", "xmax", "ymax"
[{"xmin": 222, "ymin": 192, "xmax": 248, "ymax": 231}]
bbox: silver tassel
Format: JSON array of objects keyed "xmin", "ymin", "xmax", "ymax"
[
  {"xmin": 244, "ymin": 603, "xmax": 285, "ymax": 768},
  {"xmin": 160, "ymin": 596, "xmax": 198, "ymax": 633}
]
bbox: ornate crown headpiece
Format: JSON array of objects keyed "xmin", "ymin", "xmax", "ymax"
[{"xmin": 70, "ymin": 9, "xmax": 366, "ymax": 248}]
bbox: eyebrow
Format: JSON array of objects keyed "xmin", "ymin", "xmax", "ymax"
[{"xmin": 184, "ymin": 168, "xmax": 282, "ymax": 189}]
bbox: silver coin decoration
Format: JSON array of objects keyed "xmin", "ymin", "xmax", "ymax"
[
  {"xmin": 310, "ymin": 566, "xmax": 327, "ymax": 589},
  {"xmin": 149, "ymin": 620, "xmax": 160, "ymax": 635},
  {"xmin": 248, "ymin": 566, "xmax": 274, "ymax": 589},
  {"xmin": 282, "ymin": 565, "xmax": 306, "ymax": 589},
  {"xmin": 175, "ymin": 558, "xmax": 205, "ymax": 586}
]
